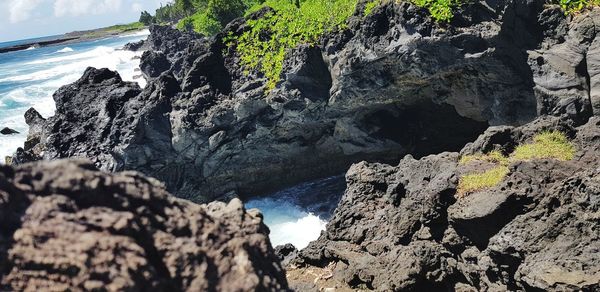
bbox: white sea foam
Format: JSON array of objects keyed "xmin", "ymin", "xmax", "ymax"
[
  {"xmin": 25, "ymin": 46, "xmax": 36, "ymax": 51},
  {"xmin": 56, "ymin": 47, "xmax": 74, "ymax": 53},
  {"xmin": 1, "ymin": 47, "xmax": 144, "ymax": 83},
  {"xmin": 245, "ymin": 197, "xmax": 327, "ymax": 249},
  {"xmin": 119, "ymin": 29, "xmax": 150, "ymax": 38}
]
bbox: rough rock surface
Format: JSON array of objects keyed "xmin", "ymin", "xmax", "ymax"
[
  {"xmin": 292, "ymin": 116, "xmax": 600, "ymax": 291},
  {"xmin": 13, "ymin": 3, "xmax": 600, "ymax": 204},
  {"xmin": 0, "ymin": 160, "xmax": 288, "ymax": 291}
]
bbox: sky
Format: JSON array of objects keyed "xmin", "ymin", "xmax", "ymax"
[{"xmin": 0, "ymin": 0, "xmax": 171, "ymax": 42}]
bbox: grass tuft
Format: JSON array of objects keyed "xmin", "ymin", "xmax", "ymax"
[
  {"xmin": 459, "ymin": 150, "xmax": 508, "ymax": 166},
  {"xmin": 457, "ymin": 131, "xmax": 576, "ymax": 196},
  {"xmin": 511, "ymin": 131, "xmax": 575, "ymax": 162},
  {"xmin": 457, "ymin": 166, "xmax": 510, "ymax": 195}
]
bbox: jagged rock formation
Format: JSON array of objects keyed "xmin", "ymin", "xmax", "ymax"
[
  {"xmin": 12, "ymin": 2, "xmax": 600, "ymax": 204},
  {"xmin": 291, "ymin": 116, "xmax": 600, "ymax": 291},
  {"xmin": 0, "ymin": 160, "xmax": 288, "ymax": 291}
]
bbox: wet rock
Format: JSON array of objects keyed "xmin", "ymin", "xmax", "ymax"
[
  {"xmin": 123, "ymin": 39, "xmax": 147, "ymax": 52},
  {"xmin": 0, "ymin": 128, "xmax": 18, "ymax": 135},
  {"xmin": 0, "ymin": 160, "xmax": 288, "ymax": 291}
]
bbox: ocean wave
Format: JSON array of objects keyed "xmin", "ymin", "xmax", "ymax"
[
  {"xmin": 26, "ymin": 46, "xmax": 114, "ymax": 65},
  {"xmin": 245, "ymin": 196, "xmax": 327, "ymax": 249},
  {"xmin": 56, "ymin": 47, "xmax": 74, "ymax": 53},
  {"xmin": 268, "ymin": 213, "xmax": 327, "ymax": 249},
  {"xmin": 119, "ymin": 29, "xmax": 150, "ymax": 38},
  {"xmin": 25, "ymin": 46, "xmax": 37, "ymax": 51},
  {"xmin": 0, "ymin": 48, "xmax": 143, "ymax": 83}
]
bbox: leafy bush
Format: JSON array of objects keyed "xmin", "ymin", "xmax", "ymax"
[
  {"xmin": 512, "ymin": 131, "xmax": 576, "ymax": 161},
  {"xmin": 177, "ymin": 10, "xmax": 223, "ymax": 35},
  {"xmin": 364, "ymin": 0, "xmax": 463, "ymax": 22},
  {"xmin": 556, "ymin": 0, "xmax": 600, "ymax": 13},
  {"xmin": 457, "ymin": 166, "xmax": 509, "ymax": 195},
  {"xmin": 227, "ymin": 0, "xmax": 357, "ymax": 90},
  {"xmin": 177, "ymin": 0, "xmax": 262, "ymax": 35},
  {"xmin": 364, "ymin": 0, "xmax": 381, "ymax": 15}
]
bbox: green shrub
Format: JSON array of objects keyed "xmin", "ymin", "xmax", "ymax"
[
  {"xmin": 364, "ymin": 0, "xmax": 381, "ymax": 15},
  {"xmin": 177, "ymin": 11, "xmax": 223, "ymax": 35},
  {"xmin": 556, "ymin": 0, "xmax": 599, "ymax": 13},
  {"xmin": 511, "ymin": 131, "xmax": 576, "ymax": 161},
  {"xmin": 227, "ymin": 0, "xmax": 358, "ymax": 90}
]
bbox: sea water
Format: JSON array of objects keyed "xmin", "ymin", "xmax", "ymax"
[
  {"xmin": 245, "ymin": 175, "xmax": 345, "ymax": 249},
  {"xmin": 0, "ymin": 30, "xmax": 149, "ymax": 159}
]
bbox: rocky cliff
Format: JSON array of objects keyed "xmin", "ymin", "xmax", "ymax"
[
  {"xmin": 290, "ymin": 116, "xmax": 600, "ymax": 291},
  {"xmin": 0, "ymin": 160, "xmax": 288, "ymax": 291},
  {"xmin": 14, "ymin": 1, "xmax": 600, "ymax": 203}
]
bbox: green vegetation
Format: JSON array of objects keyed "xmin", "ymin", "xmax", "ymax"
[
  {"xmin": 176, "ymin": 0, "xmax": 262, "ymax": 35},
  {"xmin": 555, "ymin": 0, "xmax": 600, "ymax": 13},
  {"xmin": 104, "ymin": 22, "xmax": 145, "ymax": 32},
  {"xmin": 457, "ymin": 131, "xmax": 576, "ymax": 196},
  {"xmin": 457, "ymin": 166, "xmax": 509, "ymax": 196},
  {"xmin": 459, "ymin": 150, "xmax": 508, "ymax": 166},
  {"xmin": 364, "ymin": 0, "xmax": 380, "ymax": 15},
  {"xmin": 79, "ymin": 22, "xmax": 145, "ymax": 38},
  {"xmin": 226, "ymin": 0, "xmax": 357, "ymax": 90},
  {"xmin": 363, "ymin": 0, "xmax": 463, "ymax": 22},
  {"xmin": 512, "ymin": 131, "xmax": 576, "ymax": 161}
]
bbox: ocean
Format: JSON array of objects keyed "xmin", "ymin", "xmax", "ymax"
[
  {"xmin": 0, "ymin": 30, "xmax": 149, "ymax": 159},
  {"xmin": 0, "ymin": 30, "xmax": 341, "ymax": 249}
]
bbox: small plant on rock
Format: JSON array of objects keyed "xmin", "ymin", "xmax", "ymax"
[
  {"xmin": 512, "ymin": 131, "xmax": 576, "ymax": 161},
  {"xmin": 457, "ymin": 131, "xmax": 576, "ymax": 196}
]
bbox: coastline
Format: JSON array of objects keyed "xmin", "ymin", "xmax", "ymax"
[{"xmin": 0, "ymin": 24, "xmax": 147, "ymax": 54}]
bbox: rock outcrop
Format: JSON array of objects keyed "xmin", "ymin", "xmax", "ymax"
[
  {"xmin": 0, "ymin": 160, "xmax": 288, "ymax": 291},
  {"xmin": 13, "ymin": 3, "xmax": 600, "ymax": 204},
  {"xmin": 291, "ymin": 116, "xmax": 600, "ymax": 291}
]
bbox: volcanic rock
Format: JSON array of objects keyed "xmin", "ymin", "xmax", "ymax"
[
  {"xmin": 0, "ymin": 128, "xmax": 18, "ymax": 135},
  {"xmin": 293, "ymin": 116, "xmax": 600, "ymax": 291},
  {"xmin": 0, "ymin": 160, "xmax": 288, "ymax": 291},
  {"xmin": 13, "ymin": 4, "xmax": 600, "ymax": 204}
]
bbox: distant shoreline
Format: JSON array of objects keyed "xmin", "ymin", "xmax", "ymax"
[{"xmin": 0, "ymin": 23, "xmax": 147, "ymax": 54}]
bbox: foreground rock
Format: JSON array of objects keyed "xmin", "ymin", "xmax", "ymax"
[
  {"xmin": 13, "ymin": 3, "xmax": 600, "ymax": 203},
  {"xmin": 291, "ymin": 116, "xmax": 600, "ymax": 291},
  {"xmin": 0, "ymin": 160, "xmax": 288, "ymax": 291}
]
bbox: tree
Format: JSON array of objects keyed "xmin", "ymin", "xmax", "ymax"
[{"xmin": 139, "ymin": 11, "xmax": 155, "ymax": 25}]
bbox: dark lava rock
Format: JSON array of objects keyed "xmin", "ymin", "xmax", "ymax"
[
  {"xmin": 123, "ymin": 39, "xmax": 147, "ymax": 52},
  {"xmin": 0, "ymin": 128, "xmax": 18, "ymax": 135},
  {"xmin": 293, "ymin": 116, "xmax": 600, "ymax": 291},
  {"xmin": 274, "ymin": 244, "xmax": 299, "ymax": 267},
  {"xmin": 140, "ymin": 51, "xmax": 171, "ymax": 79},
  {"xmin": 0, "ymin": 160, "xmax": 288, "ymax": 291},
  {"xmin": 14, "ymin": 3, "xmax": 600, "ymax": 204}
]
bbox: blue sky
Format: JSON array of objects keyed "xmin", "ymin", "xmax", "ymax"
[{"xmin": 0, "ymin": 0, "xmax": 170, "ymax": 42}]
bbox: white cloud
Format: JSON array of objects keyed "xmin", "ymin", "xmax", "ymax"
[
  {"xmin": 8, "ymin": 0, "xmax": 44, "ymax": 23},
  {"xmin": 54, "ymin": 0, "xmax": 122, "ymax": 17},
  {"xmin": 131, "ymin": 2, "xmax": 143, "ymax": 12}
]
